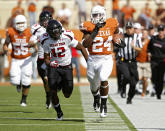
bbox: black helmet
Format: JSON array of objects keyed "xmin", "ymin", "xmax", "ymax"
[
  {"xmin": 46, "ymin": 20, "xmax": 63, "ymax": 40},
  {"xmin": 39, "ymin": 11, "xmax": 53, "ymax": 27}
]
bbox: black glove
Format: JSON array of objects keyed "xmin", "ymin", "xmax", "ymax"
[
  {"xmin": 113, "ymin": 39, "xmax": 126, "ymax": 48},
  {"xmin": 91, "ymin": 23, "xmax": 104, "ymax": 39},
  {"xmin": 95, "ymin": 23, "xmax": 104, "ymax": 30}
]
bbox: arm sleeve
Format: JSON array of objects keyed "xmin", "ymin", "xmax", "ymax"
[{"xmin": 147, "ymin": 38, "xmax": 152, "ymax": 53}]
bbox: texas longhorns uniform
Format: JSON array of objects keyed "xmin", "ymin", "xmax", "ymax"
[
  {"xmin": 6, "ymin": 27, "xmax": 32, "ymax": 86},
  {"xmin": 80, "ymin": 18, "xmax": 118, "ymax": 92}
]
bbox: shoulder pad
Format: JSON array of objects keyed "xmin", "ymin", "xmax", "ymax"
[
  {"xmin": 7, "ymin": 28, "xmax": 15, "ymax": 35},
  {"xmin": 31, "ymin": 23, "xmax": 42, "ymax": 34},
  {"xmin": 40, "ymin": 32, "xmax": 49, "ymax": 45},
  {"xmin": 63, "ymin": 30, "xmax": 75, "ymax": 41},
  {"xmin": 25, "ymin": 28, "xmax": 31, "ymax": 33},
  {"xmin": 63, "ymin": 30, "xmax": 74, "ymax": 37},
  {"xmin": 79, "ymin": 21, "xmax": 95, "ymax": 33},
  {"xmin": 106, "ymin": 18, "xmax": 119, "ymax": 27}
]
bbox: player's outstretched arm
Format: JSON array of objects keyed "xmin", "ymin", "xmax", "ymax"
[
  {"xmin": 75, "ymin": 42, "xmax": 88, "ymax": 62},
  {"xmin": 3, "ymin": 37, "xmax": 10, "ymax": 55},
  {"xmin": 82, "ymin": 23, "xmax": 103, "ymax": 48},
  {"xmin": 44, "ymin": 53, "xmax": 51, "ymax": 66}
]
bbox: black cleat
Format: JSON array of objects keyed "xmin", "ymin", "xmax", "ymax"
[
  {"xmin": 46, "ymin": 97, "xmax": 51, "ymax": 109},
  {"xmin": 120, "ymin": 92, "xmax": 126, "ymax": 98},
  {"xmin": 157, "ymin": 95, "xmax": 161, "ymax": 100},
  {"xmin": 120, "ymin": 87, "xmax": 126, "ymax": 98},
  {"xmin": 151, "ymin": 92, "xmax": 155, "ymax": 97},
  {"xmin": 56, "ymin": 111, "xmax": 63, "ymax": 121},
  {"xmin": 126, "ymin": 97, "xmax": 132, "ymax": 104}
]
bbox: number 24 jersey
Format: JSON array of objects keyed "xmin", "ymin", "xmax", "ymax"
[{"xmin": 80, "ymin": 18, "xmax": 118, "ymax": 55}]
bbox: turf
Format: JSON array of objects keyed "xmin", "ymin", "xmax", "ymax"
[{"xmin": 0, "ymin": 85, "xmax": 85, "ymax": 131}]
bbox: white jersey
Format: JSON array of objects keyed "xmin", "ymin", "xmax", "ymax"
[
  {"xmin": 42, "ymin": 30, "xmax": 78, "ymax": 66},
  {"xmin": 30, "ymin": 23, "xmax": 46, "ymax": 59}
]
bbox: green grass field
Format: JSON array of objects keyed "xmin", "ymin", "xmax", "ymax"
[
  {"xmin": 0, "ymin": 85, "xmax": 85, "ymax": 131},
  {"xmin": 0, "ymin": 84, "xmax": 137, "ymax": 131}
]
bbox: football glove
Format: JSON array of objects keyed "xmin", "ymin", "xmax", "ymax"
[
  {"xmin": 91, "ymin": 23, "xmax": 104, "ymax": 39},
  {"xmin": 50, "ymin": 61, "xmax": 59, "ymax": 68}
]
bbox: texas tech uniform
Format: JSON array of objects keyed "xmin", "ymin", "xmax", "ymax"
[
  {"xmin": 42, "ymin": 30, "xmax": 78, "ymax": 92},
  {"xmin": 30, "ymin": 23, "xmax": 47, "ymax": 81},
  {"xmin": 80, "ymin": 18, "xmax": 118, "ymax": 93},
  {"xmin": 6, "ymin": 27, "xmax": 32, "ymax": 86}
]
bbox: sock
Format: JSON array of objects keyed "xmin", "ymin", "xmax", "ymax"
[
  {"xmin": 21, "ymin": 95, "xmax": 27, "ymax": 102},
  {"xmin": 54, "ymin": 104, "xmax": 62, "ymax": 113},
  {"xmin": 101, "ymin": 98, "xmax": 107, "ymax": 105}
]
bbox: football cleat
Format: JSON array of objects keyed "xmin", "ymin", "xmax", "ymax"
[
  {"xmin": 93, "ymin": 95, "xmax": 100, "ymax": 112},
  {"xmin": 20, "ymin": 102, "xmax": 27, "ymax": 107},
  {"xmin": 100, "ymin": 104, "xmax": 107, "ymax": 118},
  {"xmin": 46, "ymin": 103, "xmax": 52, "ymax": 109},
  {"xmin": 126, "ymin": 97, "xmax": 132, "ymax": 104},
  {"xmin": 16, "ymin": 85, "xmax": 21, "ymax": 93},
  {"xmin": 56, "ymin": 112, "xmax": 63, "ymax": 121}
]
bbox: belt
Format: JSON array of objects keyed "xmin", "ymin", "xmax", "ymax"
[
  {"xmin": 58, "ymin": 64, "xmax": 72, "ymax": 69},
  {"xmin": 120, "ymin": 58, "xmax": 136, "ymax": 63}
]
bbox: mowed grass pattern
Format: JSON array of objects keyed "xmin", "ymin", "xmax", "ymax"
[{"xmin": 0, "ymin": 85, "xmax": 85, "ymax": 131}]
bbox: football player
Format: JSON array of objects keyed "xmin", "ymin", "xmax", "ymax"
[
  {"xmin": 80, "ymin": 5, "xmax": 125, "ymax": 117},
  {"xmin": 3, "ymin": 15, "xmax": 35, "ymax": 106},
  {"xmin": 42, "ymin": 20, "xmax": 88, "ymax": 120},
  {"xmin": 29, "ymin": 11, "xmax": 53, "ymax": 109}
]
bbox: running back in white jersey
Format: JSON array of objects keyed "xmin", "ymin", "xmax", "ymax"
[
  {"xmin": 42, "ymin": 30, "xmax": 78, "ymax": 66},
  {"xmin": 30, "ymin": 23, "xmax": 46, "ymax": 59}
]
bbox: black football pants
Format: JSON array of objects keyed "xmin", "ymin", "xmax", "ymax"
[
  {"xmin": 151, "ymin": 61, "xmax": 165, "ymax": 97},
  {"xmin": 118, "ymin": 61, "xmax": 139, "ymax": 99}
]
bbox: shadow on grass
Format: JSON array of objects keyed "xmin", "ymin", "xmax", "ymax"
[
  {"xmin": 0, "ymin": 111, "xmax": 33, "ymax": 113},
  {"xmin": 0, "ymin": 104, "xmax": 19, "ymax": 106},
  {"xmin": 0, "ymin": 117, "xmax": 85, "ymax": 122}
]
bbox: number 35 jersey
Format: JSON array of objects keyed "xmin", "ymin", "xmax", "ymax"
[
  {"xmin": 80, "ymin": 18, "xmax": 118, "ymax": 55},
  {"xmin": 42, "ymin": 30, "xmax": 78, "ymax": 66},
  {"xmin": 6, "ymin": 27, "xmax": 32, "ymax": 59}
]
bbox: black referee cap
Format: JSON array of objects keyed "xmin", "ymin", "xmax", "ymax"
[
  {"xmin": 148, "ymin": 24, "xmax": 154, "ymax": 30},
  {"xmin": 157, "ymin": 24, "xmax": 164, "ymax": 31},
  {"xmin": 126, "ymin": 22, "xmax": 133, "ymax": 28}
]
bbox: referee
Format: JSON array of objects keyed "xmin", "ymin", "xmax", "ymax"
[{"xmin": 117, "ymin": 22, "xmax": 142, "ymax": 104}]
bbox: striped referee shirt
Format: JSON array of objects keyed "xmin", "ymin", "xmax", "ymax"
[{"xmin": 118, "ymin": 33, "xmax": 142, "ymax": 60}]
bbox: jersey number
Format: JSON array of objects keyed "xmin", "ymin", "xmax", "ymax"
[
  {"xmin": 92, "ymin": 36, "xmax": 112, "ymax": 52},
  {"xmin": 13, "ymin": 44, "xmax": 29, "ymax": 56},
  {"xmin": 51, "ymin": 47, "xmax": 65, "ymax": 58}
]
